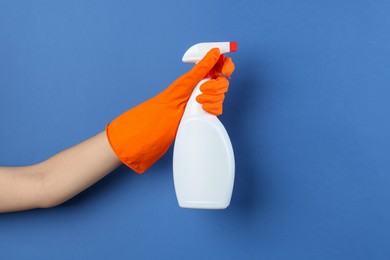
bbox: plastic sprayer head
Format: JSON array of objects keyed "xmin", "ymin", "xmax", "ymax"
[{"xmin": 182, "ymin": 42, "xmax": 238, "ymax": 63}]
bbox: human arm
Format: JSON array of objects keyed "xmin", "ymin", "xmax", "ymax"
[{"xmin": 0, "ymin": 131, "xmax": 121, "ymax": 213}]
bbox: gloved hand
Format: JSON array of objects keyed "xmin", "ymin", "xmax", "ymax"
[{"xmin": 106, "ymin": 48, "xmax": 235, "ymax": 174}]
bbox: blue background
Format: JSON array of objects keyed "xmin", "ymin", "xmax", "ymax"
[{"xmin": 1, "ymin": 0, "xmax": 390, "ymax": 259}]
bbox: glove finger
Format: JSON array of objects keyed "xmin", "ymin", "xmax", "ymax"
[
  {"xmin": 202, "ymin": 102, "xmax": 224, "ymax": 116},
  {"xmin": 184, "ymin": 48, "xmax": 221, "ymax": 84},
  {"xmin": 221, "ymin": 57, "xmax": 235, "ymax": 77},
  {"xmin": 196, "ymin": 93, "xmax": 225, "ymax": 104},
  {"xmin": 200, "ymin": 76, "xmax": 229, "ymax": 95}
]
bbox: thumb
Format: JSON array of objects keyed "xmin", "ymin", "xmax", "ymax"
[
  {"xmin": 184, "ymin": 48, "xmax": 221, "ymax": 84},
  {"xmin": 159, "ymin": 48, "xmax": 221, "ymax": 102},
  {"xmin": 167, "ymin": 48, "xmax": 220, "ymax": 95}
]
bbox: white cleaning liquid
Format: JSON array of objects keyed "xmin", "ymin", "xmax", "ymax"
[{"xmin": 173, "ymin": 42, "xmax": 237, "ymax": 209}]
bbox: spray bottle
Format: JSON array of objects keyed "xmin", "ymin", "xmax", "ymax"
[{"xmin": 173, "ymin": 42, "xmax": 237, "ymax": 209}]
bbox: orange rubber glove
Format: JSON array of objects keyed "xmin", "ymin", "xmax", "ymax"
[{"xmin": 106, "ymin": 48, "xmax": 235, "ymax": 174}]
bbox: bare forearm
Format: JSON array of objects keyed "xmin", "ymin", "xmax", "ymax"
[
  {"xmin": 0, "ymin": 131, "xmax": 122, "ymax": 213},
  {"xmin": 0, "ymin": 165, "xmax": 44, "ymax": 212}
]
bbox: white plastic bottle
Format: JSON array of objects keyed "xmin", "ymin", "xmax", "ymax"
[{"xmin": 173, "ymin": 42, "xmax": 237, "ymax": 209}]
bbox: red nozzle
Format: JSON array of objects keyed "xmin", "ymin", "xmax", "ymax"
[{"xmin": 230, "ymin": 42, "xmax": 238, "ymax": 52}]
